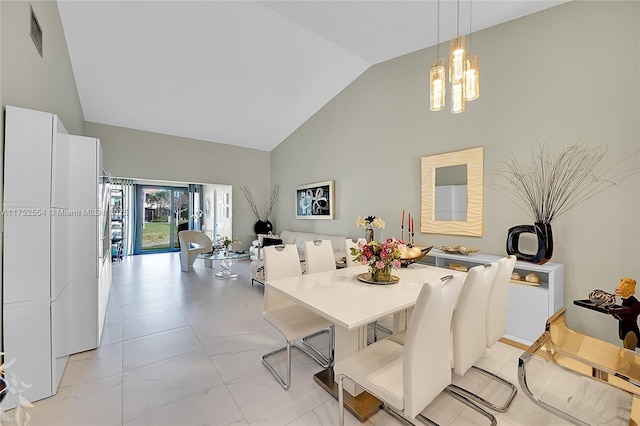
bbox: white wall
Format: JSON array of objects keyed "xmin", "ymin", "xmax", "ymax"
[{"xmin": 270, "ymin": 1, "xmax": 640, "ymax": 345}]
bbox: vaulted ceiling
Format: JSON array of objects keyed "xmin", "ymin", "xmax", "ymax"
[{"xmin": 58, "ymin": 0, "xmax": 568, "ymax": 151}]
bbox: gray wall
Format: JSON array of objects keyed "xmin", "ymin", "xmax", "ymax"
[
  {"xmin": 270, "ymin": 1, "xmax": 640, "ymax": 345},
  {"xmin": 1, "ymin": 0, "xmax": 85, "ymax": 344},
  {"xmin": 84, "ymin": 122, "xmax": 271, "ymax": 250},
  {"xmin": 1, "ymin": 0, "xmax": 84, "ymax": 133}
]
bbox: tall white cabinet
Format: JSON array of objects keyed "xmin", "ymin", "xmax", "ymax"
[
  {"xmin": 68, "ymin": 134, "xmax": 112, "ymax": 354},
  {"xmin": 2, "ymin": 106, "xmax": 111, "ymax": 405}
]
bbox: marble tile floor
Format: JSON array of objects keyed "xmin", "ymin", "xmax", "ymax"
[{"xmin": 20, "ymin": 253, "xmax": 586, "ymax": 425}]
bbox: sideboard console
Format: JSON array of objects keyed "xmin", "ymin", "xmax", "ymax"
[{"xmin": 420, "ymin": 249, "xmax": 564, "ymax": 345}]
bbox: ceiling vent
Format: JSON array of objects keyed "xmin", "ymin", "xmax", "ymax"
[{"xmin": 30, "ymin": 6, "xmax": 43, "ymax": 57}]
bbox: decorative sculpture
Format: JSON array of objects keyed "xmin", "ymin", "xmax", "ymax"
[{"xmin": 612, "ymin": 277, "xmax": 640, "ymax": 350}]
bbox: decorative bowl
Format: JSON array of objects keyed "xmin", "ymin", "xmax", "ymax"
[
  {"xmin": 588, "ymin": 289, "xmax": 616, "ymax": 307},
  {"xmin": 438, "ymin": 245, "xmax": 480, "ymax": 256},
  {"xmin": 400, "ymin": 246, "xmax": 433, "ymax": 267}
]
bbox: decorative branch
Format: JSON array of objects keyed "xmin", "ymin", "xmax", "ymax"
[
  {"xmin": 264, "ymin": 184, "xmax": 279, "ymax": 220},
  {"xmin": 241, "ymin": 185, "xmax": 279, "ymax": 221},
  {"xmin": 492, "ymin": 141, "xmax": 638, "ymax": 223},
  {"xmin": 240, "ymin": 186, "xmax": 261, "ymax": 220}
]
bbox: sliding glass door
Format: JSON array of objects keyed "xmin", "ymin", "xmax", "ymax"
[{"xmin": 137, "ymin": 186, "xmax": 189, "ymax": 253}]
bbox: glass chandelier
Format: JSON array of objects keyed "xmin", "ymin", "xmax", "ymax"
[
  {"xmin": 430, "ymin": 0, "xmax": 480, "ymax": 113},
  {"xmin": 429, "ymin": 0, "xmax": 445, "ymax": 111}
]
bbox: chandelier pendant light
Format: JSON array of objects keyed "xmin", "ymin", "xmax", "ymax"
[
  {"xmin": 429, "ymin": 0, "xmax": 480, "ymax": 114},
  {"xmin": 429, "ymin": 0, "xmax": 445, "ymax": 111},
  {"xmin": 464, "ymin": 0, "xmax": 479, "ymax": 101},
  {"xmin": 449, "ymin": 35, "xmax": 466, "ymax": 113}
]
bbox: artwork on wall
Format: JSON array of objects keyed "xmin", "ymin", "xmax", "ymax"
[{"xmin": 296, "ymin": 180, "xmax": 334, "ymax": 219}]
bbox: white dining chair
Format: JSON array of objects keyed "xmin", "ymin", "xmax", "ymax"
[
  {"xmin": 336, "ymin": 272, "xmax": 496, "ymax": 426},
  {"xmin": 303, "ymin": 239, "xmax": 336, "ymax": 274},
  {"xmin": 261, "ymin": 244, "xmax": 334, "ymax": 390},
  {"xmin": 344, "ymin": 238, "xmax": 366, "ymax": 268},
  {"xmin": 449, "ymin": 262, "xmax": 518, "ymax": 412}
]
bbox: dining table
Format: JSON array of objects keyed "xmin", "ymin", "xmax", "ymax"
[{"xmin": 263, "ymin": 262, "xmax": 466, "ymax": 421}]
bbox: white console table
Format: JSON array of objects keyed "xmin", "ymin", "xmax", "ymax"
[{"xmin": 420, "ymin": 249, "xmax": 564, "ymax": 345}]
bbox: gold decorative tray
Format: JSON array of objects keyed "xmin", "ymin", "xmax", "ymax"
[
  {"xmin": 439, "ymin": 245, "xmax": 480, "ymax": 256},
  {"xmin": 356, "ymin": 273, "xmax": 400, "ymax": 285}
]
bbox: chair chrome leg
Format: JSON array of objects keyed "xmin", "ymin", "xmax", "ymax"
[
  {"xmin": 299, "ymin": 326, "xmax": 334, "ymax": 368},
  {"xmin": 449, "ymin": 365, "xmax": 517, "ymax": 412},
  {"xmin": 261, "ymin": 343, "xmax": 292, "ymax": 390},
  {"xmin": 518, "ymin": 347, "xmax": 591, "ymax": 426},
  {"xmin": 338, "ymin": 374, "xmax": 345, "ymax": 426},
  {"xmin": 383, "ymin": 404, "xmax": 421, "ymax": 425},
  {"xmin": 262, "ymin": 327, "xmax": 334, "ymax": 390},
  {"xmin": 444, "ymin": 387, "xmax": 497, "ymax": 426}
]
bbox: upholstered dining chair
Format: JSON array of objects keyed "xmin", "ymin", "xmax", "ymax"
[
  {"xmin": 336, "ymin": 272, "xmax": 496, "ymax": 426},
  {"xmin": 261, "ymin": 244, "xmax": 335, "ymax": 390},
  {"xmin": 449, "ymin": 262, "xmax": 518, "ymax": 412},
  {"xmin": 177, "ymin": 230, "xmax": 212, "ymax": 272},
  {"xmin": 486, "ymin": 255, "xmax": 517, "ymax": 348},
  {"xmin": 303, "ymin": 239, "xmax": 336, "ymax": 274}
]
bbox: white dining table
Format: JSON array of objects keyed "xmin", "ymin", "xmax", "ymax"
[{"xmin": 263, "ymin": 263, "xmax": 465, "ymax": 421}]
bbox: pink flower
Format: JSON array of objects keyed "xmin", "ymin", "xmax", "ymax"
[{"xmin": 375, "ymin": 261, "xmax": 385, "ymax": 269}]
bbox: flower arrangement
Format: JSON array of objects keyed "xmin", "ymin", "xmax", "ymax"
[
  {"xmin": 355, "ymin": 215, "xmax": 386, "ymax": 229},
  {"xmin": 216, "ymin": 235, "xmax": 240, "ymax": 250},
  {"xmin": 350, "ymin": 238, "xmax": 404, "ymax": 281}
]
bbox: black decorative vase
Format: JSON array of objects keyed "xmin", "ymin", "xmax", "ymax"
[
  {"xmin": 506, "ymin": 221, "xmax": 553, "ymax": 264},
  {"xmin": 254, "ymin": 220, "xmax": 273, "ymax": 235}
]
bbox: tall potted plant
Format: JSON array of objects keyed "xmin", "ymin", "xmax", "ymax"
[
  {"xmin": 241, "ymin": 185, "xmax": 279, "ymax": 234},
  {"xmin": 494, "ymin": 142, "xmax": 636, "ymax": 264}
]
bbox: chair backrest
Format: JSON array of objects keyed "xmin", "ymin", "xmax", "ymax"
[
  {"xmin": 344, "ymin": 238, "xmax": 367, "ymax": 268},
  {"xmin": 486, "ymin": 255, "xmax": 517, "ymax": 347},
  {"xmin": 304, "ymin": 240, "xmax": 336, "ymax": 274},
  {"xmin": 263, "ymin": 244, "xmax": 302, "ymax": 312},
  {"xmin": 178, "ymin": 230, "xmax": 212, "ymax": 250},
  {"xmin": 403, "ymin": 273, "xmax": 465, "ymax": 419},
  {"xmin": 451, "ymin": 263, "xmax": 498, "ymax": 376}
]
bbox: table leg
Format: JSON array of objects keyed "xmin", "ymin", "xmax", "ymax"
[{"xmin": 215, "ymin": 258, "xmax": 239, "ymax": 279}]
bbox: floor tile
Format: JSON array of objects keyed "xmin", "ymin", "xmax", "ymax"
[{"xmin": 19, "ymin": 253, "xmax": 623, "ymax": 425}]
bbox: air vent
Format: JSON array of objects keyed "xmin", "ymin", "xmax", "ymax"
[{"xmin": 30, "ymin": 6, "xmax": 43, "ymax": 57}]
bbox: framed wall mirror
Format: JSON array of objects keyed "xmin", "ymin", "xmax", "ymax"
[{"xmin": 420, "ymin": 147, "xmax": 483, "ymax": 236}]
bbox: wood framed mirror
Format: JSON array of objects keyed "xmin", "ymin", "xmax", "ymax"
[{"xmin": 420, "ymin": 147, "xmax": 483, "ymax": 236}]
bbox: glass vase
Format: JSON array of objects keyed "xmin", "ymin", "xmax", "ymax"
[
  {"xmin": 370, "ymin": 265, "xmax": 391, "ymax": 282},
  {"xmin": 365, "ymin": 226, "xmax": 374, "ymax": 243}
]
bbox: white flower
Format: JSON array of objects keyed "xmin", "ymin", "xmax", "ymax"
[{"xmin": 355, "ymin": 216, "xmax": 385, "ymax": 229}]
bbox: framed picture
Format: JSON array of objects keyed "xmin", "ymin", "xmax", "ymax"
[{"xmin": 296, "ymin": 180, "xmax": 334, "ymax": 219}]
